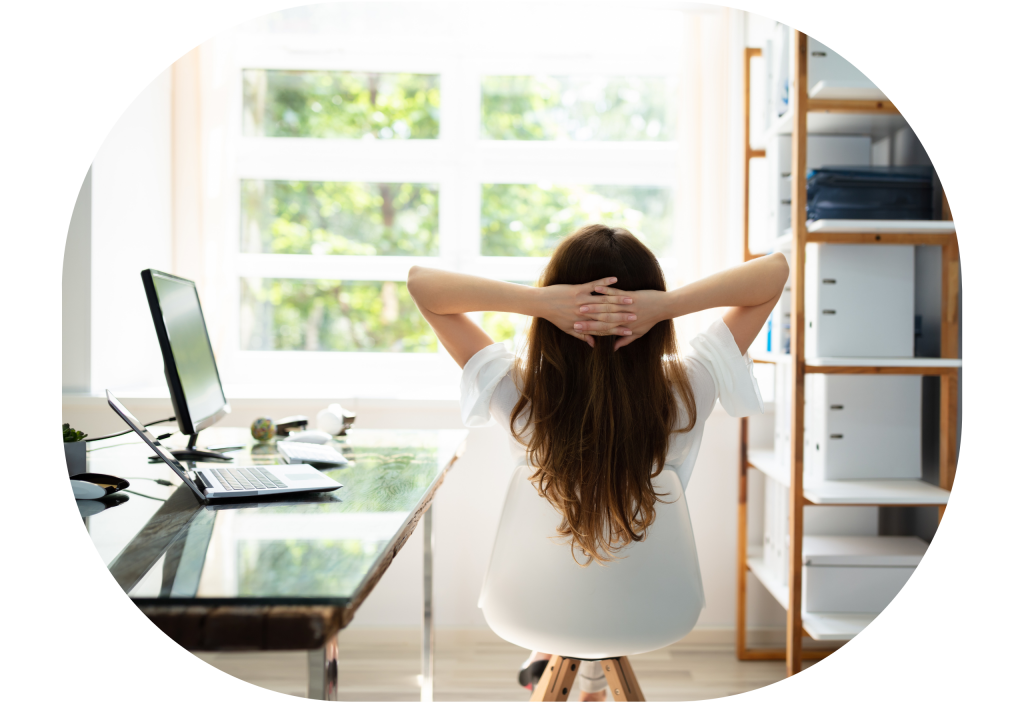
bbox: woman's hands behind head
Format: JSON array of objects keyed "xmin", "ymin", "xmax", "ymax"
[
  {"xmin": 574, "ymin": 286, "xmax": 669, "ymax": 351},
  {"xmin": 538, "ymin": 277, "xmax": 637, "ymax": 347}
]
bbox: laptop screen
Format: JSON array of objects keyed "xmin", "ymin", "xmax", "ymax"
[{"xmin": 105, "ymin": 390, "xmax": 205, "ymax": 500}]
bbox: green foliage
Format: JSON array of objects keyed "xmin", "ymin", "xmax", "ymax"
[
  {"xmin": 481, "ymin": 75, "xmax": 670, "ymax": 141},
  {"xmin": 243, "ymin": 70, "xmax": 440, "ymax": 139},
  {"xmin": 480, "ymin": 183, "xmax": 672, "ymax": 257},
  {"xmin": 62, "ymin": 423, "xmax": 87, "ymax": 443},
  {"xmin": 241, "ymin": 278, "xmax": 436, "ymax": 353},
  {"xmin": 241, "ymin": 180, "xmax": 438, "ymax": 256}
]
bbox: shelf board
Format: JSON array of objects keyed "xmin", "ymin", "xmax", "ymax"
[
  {"xmin": 765, "ymin": 109, "xmax": 907, "ymax": 139},
  {"xmin": 747, "ymin": 550, "xmax": 878, "ymax": 641},
  {"xmin": 807, "ymin": 219, "xmax": 955, "ymax": 235},
  {"xmin": 746, "ymin": 449, "xmax": 951, "ymax": 505},
  {"xmin": 803, "ymin": 479, "xmax": 950, "ymax": 506},
  {"xmin": 802, "ymin": 612, "xmax": 876, "ymax": 641},
  {"xmin": 747, "ymin": 551, "xmax": 789, "ymax": 608},
  {"xmin": 748, "ymin": 449, "xmax": 790, "ymax": 487},
  {"xmin": 806, "ymin": 358, "xmax": 962, "ymax": 376},
  {"xmin": 808, "ymin": 80, "xmax": 888, "ymax": 102},
  {"xmin": 771, "ymin": 222, "xmax": 956, "ymax": 249},
  {"xmin": 749, "ymin": 355, "xmax": 962, "ymax": 372}
]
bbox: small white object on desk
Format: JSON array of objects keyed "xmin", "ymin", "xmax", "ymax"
[
  {"xmin": 286, "ymin": 429, "xmax": 332, "ymax": 444},
  {"xmin": 317, "ymin": 405, "xmax": 344, "ymax": 435},
  {"xmin": 316, "ymin": 403, "xmax": 355, "ymax": 436},
  {"xmin": 277, "ymin": 441, "xmax": 349, "ymax": 466}
]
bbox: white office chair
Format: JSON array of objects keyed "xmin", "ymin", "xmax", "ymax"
[{"xmin": 479, "ymin": 465, "xmax": 705, "ymax": 702}]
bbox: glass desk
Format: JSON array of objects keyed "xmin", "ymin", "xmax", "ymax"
[{"xmin": 81, "ymin": 426, "xmax": 467, "ymax": 700}]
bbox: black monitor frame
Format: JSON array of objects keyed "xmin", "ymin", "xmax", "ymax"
[{"xmin": 141, "ymin": 269, "xmax": 232, "ymax": 461}]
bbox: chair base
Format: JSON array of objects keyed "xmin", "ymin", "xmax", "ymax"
[{"xmin": 530, "ymin": 656, "xmax": 645, "ymax": 702}]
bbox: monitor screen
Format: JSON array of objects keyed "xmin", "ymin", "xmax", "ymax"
[{"xmin": 143, "ymin": 270, "xmax": 228, "ymax": 432}]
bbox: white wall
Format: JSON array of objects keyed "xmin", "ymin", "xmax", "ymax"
[
  {"xmin": 87, "ymin": 67, "xmax": 174, "ymax": 394},
  {"xmin": 63, "ymin": 169, "xmax": 92, "ymax": 392}
]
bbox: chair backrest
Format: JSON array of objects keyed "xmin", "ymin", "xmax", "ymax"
[{"xmin": 479, "ymin": 465, "xmax": 704, "ymax": 659}]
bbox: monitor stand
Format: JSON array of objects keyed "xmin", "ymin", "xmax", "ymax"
[{"xmin": 168, "ymin": 433, "xmax": 232, "ymax": 462}]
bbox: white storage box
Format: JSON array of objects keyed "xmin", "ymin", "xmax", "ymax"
[
  {"xmin": 767, "ymin": 22, "xmax": 791, "ymax": 119},
  {"xmin": 762, "ymin": 476, "xmax": 787, "ymax": 585},
  {"xmin": 807, "ymin": 37, "xmax": 886, "ymax": 101},
  {"xmin": 767, "ymin": 250, "xmax": 792, "ymax": 354},
  {"xmin": 805, "ymin": 374, "xmax": 922, "ymax": 480},
  {"xmin": 768, "ymin": 28, "xmax": 885, "ymax": 118},
  {"xmin": 805, "ymin": 243, "xmax": 914, "ymax": 358},
  {"xmin": 764, "ymin": 496, "xmax": 881, "ymax": 588},
  {"xmin": 802, "ymin": 535, "xmax": 927, "ymax": 613},
  {"xmin": 773, "ymin": 362, "xmax": 791, "ymax": 471}
]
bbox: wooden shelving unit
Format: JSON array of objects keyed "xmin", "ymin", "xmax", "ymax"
[{"xmin": 736, "ymin": 33, "xmax": 960, "ymax": 676}]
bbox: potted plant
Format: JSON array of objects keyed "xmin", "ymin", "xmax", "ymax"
[{"xmin": 63, "ymin": 423, "xmax": 88, "ymax": 477}]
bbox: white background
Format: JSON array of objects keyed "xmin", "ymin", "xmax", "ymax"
[{"xmin": 3, "ymin": 0, "xmax": 1022, "ymax": 702}]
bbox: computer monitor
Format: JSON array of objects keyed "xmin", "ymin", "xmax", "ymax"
[{"xmin": 141, "ymin": 269, "xmax": 233, "ymax": 461}]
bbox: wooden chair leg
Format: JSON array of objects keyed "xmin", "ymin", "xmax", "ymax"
[
  {"xmin": 530, "ymin": 655, "xmax": 581, "ymax": 702},
  {"xmin": 600, "ymin": 657, "xmax": 645, "ymax": 702}
]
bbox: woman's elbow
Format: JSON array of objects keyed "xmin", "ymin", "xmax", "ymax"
[
  {"xmin": 771, "ymin": 252, "xmax": 790, "ymax": 291},
  {"xmin": 407, "ymin": 265, "xmax": 424, "ymax": 301}
]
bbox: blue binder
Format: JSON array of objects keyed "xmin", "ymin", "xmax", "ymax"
[{"xmin": 806, "ymin": 166, "xmax": 934, "ymax": 221}]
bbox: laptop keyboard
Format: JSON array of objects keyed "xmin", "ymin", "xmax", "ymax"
[{"xmin": 210, "ymin": 466, "xmax": 286, "ymax": 491}]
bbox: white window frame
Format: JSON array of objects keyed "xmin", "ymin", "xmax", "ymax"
[{"xmin": 217, "ymin": 14, "xmax": 691, "ymax": 398}]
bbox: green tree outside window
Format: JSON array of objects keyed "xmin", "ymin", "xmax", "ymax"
[
  {"xmin": 243, "ymin": 70, "xmax": 440, "ymax": 139},
  {"xmin": 481, "ymin": 75, "xmax": 671, "ymax": 141},
  {"xmin": 481, "ymin": 183, "xmax": 672, "ymax": 258},
  {"xmin": 242, "ymin": 180, "xmax": 439, "ymax": 256},
  {"xmin": 241, "ymin": 278, "xmax": 436, "ymax": 353}
]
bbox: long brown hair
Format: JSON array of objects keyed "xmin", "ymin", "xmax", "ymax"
[{"xmin": 510, "ymin": 224, "xmax": 697, "ymax": 565}]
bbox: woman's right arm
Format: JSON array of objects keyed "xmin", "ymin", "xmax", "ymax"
[{"xmin": 572, "ymin": 253, "xmax": 790, "ymax": 354}]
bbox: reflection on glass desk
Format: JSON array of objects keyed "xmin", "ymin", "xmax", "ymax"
[{"xmin": 83, "ymin": 427, "xmax": 466, "ymax": 607}]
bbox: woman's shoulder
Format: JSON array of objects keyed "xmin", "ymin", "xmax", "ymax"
[
  {"xmin": 460, "ymin": 343, "xmax": 517, "ymax": 427},
  {"xmin": 685, "ymin": 318, "xmax": 764, "ymax": 418}
]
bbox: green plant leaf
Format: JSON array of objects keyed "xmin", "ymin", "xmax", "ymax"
[{"xmin": 63, "ymin": 423, "xmax": 87, "ymax": 443}]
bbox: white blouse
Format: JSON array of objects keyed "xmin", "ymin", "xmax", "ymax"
[{"xmin": 460, "ymin": 317, "xmax": 764, "ymax": 491}]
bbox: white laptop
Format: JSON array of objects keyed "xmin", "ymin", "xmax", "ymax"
[{"xmin": 106, "ymin": 390, "xmax": 343, "ymax": 501}]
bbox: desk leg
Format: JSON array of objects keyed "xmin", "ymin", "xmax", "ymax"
[
  {"xmin": 308, "ymin": 634, "xmax": 339, "ymax": 700},
  {"xmin": 421, "ymin": 504, "xmax": 435, "ymax": 702}
]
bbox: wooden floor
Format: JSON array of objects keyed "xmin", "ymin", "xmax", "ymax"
[{"xmin": 195, "ymin": 628, "xmax": 793, "ymax": 701}]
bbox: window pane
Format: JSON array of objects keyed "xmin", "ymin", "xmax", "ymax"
[
  {"xmin": 481, "ymin": 76, "xmax": 670, "ymax": 141},
  {"xmin": 480, "ymin": 184, "xmax": 672, "ymax": 258},
  {"xmin": 241, "ymin": 180, "xmax": 439, "ymax": 256},
  {"xmin": 241, "ymin": 278, "xmax": 436, "ymax": 353},
  {"xmin": 483, "ymin": 311, "xmax": 531, "ymax": 351},
  {"xmin": 243, "ymin": 69, "xmax": 440, "ymax": 139}
]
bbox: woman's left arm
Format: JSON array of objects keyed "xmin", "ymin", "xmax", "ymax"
[{"xmin": 407, "ymin": 266, "xmax": 633, "ymax": 367}]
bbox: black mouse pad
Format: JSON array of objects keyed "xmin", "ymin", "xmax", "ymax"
[{"xmin": 74, "ymin": 473, "xmax": 130, "ymax": 496}]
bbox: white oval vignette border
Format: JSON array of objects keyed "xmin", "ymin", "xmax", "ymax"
[{"xmin": 2, "ymin": 1, "xmax": 1019, "ymax": 702}]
